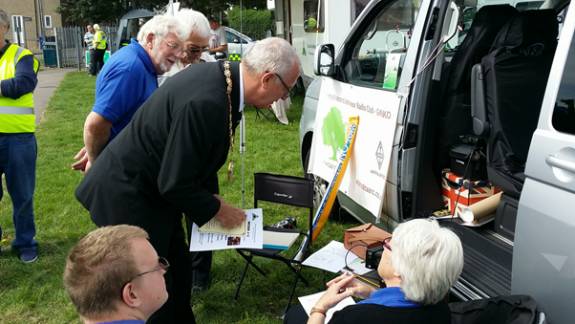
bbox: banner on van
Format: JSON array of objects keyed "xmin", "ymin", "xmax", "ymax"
[{"xmin": 308, "ymin": 78, "xmax": 400, "ymax": 219}]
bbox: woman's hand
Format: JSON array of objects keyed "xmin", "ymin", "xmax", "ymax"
[
  {"xmin": 314, "ymin": 274, "xmax": 356, "ymax": 310},
  {"xmin": 326, "ymin": 273, "xmax": 377, "ymax": 300}
]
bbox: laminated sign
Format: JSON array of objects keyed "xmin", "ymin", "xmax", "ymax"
[{"xmin": 308, "ymin": 77, "xmax": 401, "ymax": 219}]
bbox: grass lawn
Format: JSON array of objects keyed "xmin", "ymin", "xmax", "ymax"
[{"xmin": 0, "ymin": 72, "xmax": 355, "ymax": 323}]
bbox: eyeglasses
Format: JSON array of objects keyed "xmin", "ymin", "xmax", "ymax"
[
  {"xmin": 383, "ymin": 236, "xmax": 392, "ymax": 251},
  {"xmin": 122, "ymin": 257, "xmax": 170, "ymax": 288},
  {"xmin": 274, "ymin": 73, "xmax": 294, "ymax": 99},
  {"xmin": 187, "ymin": 46, "xmax": 209, "ymax": 54},
  {"xmin": 164, "ymin": 39, "xmax": 182, "ymax": 51}
]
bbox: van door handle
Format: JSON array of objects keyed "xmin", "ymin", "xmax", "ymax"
[{"xmin": 546, "ymin": 155, "xmax": 575, "ymax": 173}]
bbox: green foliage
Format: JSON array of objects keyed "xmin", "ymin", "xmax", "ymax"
[
  {"xmin": 322, "ymin": 107, "xmax": 346, "ymax": 160},
  {"xmin": 227, "ymin": 8, "xmax": 274, "ymax": 40},
  {"xmin": 0, "ymin": 72, "xmax": 355, "ymax": 323}
]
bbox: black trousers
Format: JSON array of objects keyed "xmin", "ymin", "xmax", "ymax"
[
  {"xmin": 93, "ymin": 48, "xmax": 105, "ymax": 74},
  {"xmin": 88, "ymin": 48, "xmax": 96, "ymax": 75}
]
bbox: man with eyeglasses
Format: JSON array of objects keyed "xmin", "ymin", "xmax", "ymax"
[
  {"xmin": 72, "ymin": 14, "xmax": 190, "ymax": 172},
  {"xmin": 76, "ymin": 37, "xmax": 301, "ymax": 324},
  {"xmin": 63, "ymin": 225, "xmax": 169, "ymax": 324},
  {"xmin": 157, "ymin": 9, "xmax": 212, "ymax": 87}
]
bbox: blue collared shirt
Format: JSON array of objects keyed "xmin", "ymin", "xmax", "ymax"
[
  {"xmin": 358, "ymin": 286, "xmax": 421, "ymax": 308},
  {"xmin": 92, "ymin": 38, "xmax": 158, "ymax": 140}
]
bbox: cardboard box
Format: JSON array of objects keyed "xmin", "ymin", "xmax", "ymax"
[{"xmin": 441, "ymin": 169, "xmax": 501, "ymax": 217}]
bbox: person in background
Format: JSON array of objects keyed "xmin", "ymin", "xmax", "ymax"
[
  {"xmin": 63, "ymin": 225, "xmax": 169, "ymax": 324},
  {"xmin": 208, "ymin": 16, "xmax": 228, "ymax": 58},
  {"xmin": 83, "ymin": 24, "xmax": 95, "ymax": 75},
  {"xmin": 75, "ymin": 37, "xmax": 301, "ymax": 324},
  {"xmin": 72, "ymin": 15, "xmax": 188, "ymax": 172},
  {"xmin": 306, "ymin": 219, "xmax": 463, "ymax": 324},
  {"xmin": 0, "ymin": 9, "xmax": 40, "ymax": 263},
  {"xmin": 92, "ymin": 24, "xmax": 107, "ymax": 74}
]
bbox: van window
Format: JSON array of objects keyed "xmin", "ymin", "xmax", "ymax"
[
  {"xmin": 342, "ymin": 0, "xmax": 421, "ymax": 90},
  {"xmin": 352, "ymin": 0, "xmax": 371, "ymax": 22},
  {"xmin": 552, "ymin": 34, "xmax": 575, "ymax": 135},
  {"xmin": 304, "ymin": 0, "xmax": 325, "ymax": 32}
]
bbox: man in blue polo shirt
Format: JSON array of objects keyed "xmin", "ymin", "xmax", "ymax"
[{"xmin": 72, "ymin": 14, "xmax": 189, "ymax": 172}]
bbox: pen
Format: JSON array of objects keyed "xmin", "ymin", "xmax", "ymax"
[{"xmin": 352, "ymin": 274, "xmax": 381, "ymax": 288}]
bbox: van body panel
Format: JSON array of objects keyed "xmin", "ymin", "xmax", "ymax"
[{"xmin": 514, "ymin": 4, "xmax": 575, "ymax": 322}]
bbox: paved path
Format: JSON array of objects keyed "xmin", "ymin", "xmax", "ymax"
[{"xmin": 34, "ymin": 68, "xmax": 75, "ymax": 124}]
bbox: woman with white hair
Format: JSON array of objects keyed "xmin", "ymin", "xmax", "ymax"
[{"xmin": 308, "ymin": 219, "xmax": 464, "ymax": 324}]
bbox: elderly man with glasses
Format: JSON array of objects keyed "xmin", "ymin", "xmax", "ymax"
[
  {"xmin": 73, "ymin": 14, "xmax": 190, "ymax": 172},
  {"xmin": 63, "ymin": 225, "xmax": 169, "ymax": 324},
  {"xmin": 76, "ymin": 37, "xmax": 301, "ymax": 324}
]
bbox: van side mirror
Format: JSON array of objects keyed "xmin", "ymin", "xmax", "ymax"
[{"xmin": 314, "ymin": 44, "xmax": 335, "ymax": 76}]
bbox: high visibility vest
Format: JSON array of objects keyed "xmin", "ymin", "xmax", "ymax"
[
  {"xmin": 94, "ymin": 30, "xmax": 107, "ymax": 50},
  {"xmin": 0, "ymin": 44, "xmax": 39, "ymax": 133}
]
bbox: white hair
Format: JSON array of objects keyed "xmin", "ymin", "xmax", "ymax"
[
  {"xmin": 137, "ymin": 14, "xmax": 189, "ymax": 46},
  {"xmin": 93, "ymin": 24, "xmax": 101, "ymax": 30},
  {"xmin": 243, "ymin": 37, "xmax": 301, "ymax": 79},
  {"xmin": 391, "ymin": 219, "xmax": 463, "ymax": 305},
  {"xmin": 174, "ymin": 8, "xmax": 211, "ymax": 40}
]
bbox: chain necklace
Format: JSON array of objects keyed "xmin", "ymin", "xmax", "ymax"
[{"xmin": 223, "ymin": 61, "xmax": 234, "ymax": 181}]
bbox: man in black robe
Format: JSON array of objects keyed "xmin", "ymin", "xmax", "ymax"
[{"xmin": 75, "ymin": 37, "xmax": 301, "ymax": 324}]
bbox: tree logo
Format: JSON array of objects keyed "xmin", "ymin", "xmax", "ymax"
[{"xmin": 322, "ymin": 107, "xmax": 346, "ymax": 161}]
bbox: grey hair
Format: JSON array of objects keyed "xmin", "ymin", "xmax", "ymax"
[
  {"xmin": 175, "ymin": 8, "xmax": 211, "ymax": 40},
  {"xmin": 0, "ymin": 9, "xmax": 10, "ymax": 30},
  {"xmin": 137, "ymin": 14, "xmax": 189, "ymax": 46},
  {"xmin": 391, "ymin": 219, "xmax": 463, "ymax": 305},
  {"xmin": 243, "ymin": 37, "xmax": 301, "ymax": 79}
]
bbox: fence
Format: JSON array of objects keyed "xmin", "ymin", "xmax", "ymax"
[{"xmin": 44, "ymin": 25, "xmax": 117, "ymax": 69}]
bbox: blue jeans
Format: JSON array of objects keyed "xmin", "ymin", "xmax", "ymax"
[{"xmin": 0, "ymin": 133, "xmax": 38, "ymax": 252}]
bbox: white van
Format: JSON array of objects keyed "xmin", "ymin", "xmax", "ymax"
[
  {"xmin": 278, "ymin": 0, "xmax": 368, "ymax": 86},
  {"xmin": 300, "ymin": 0, "xmax": 575, "ymax": 321}
]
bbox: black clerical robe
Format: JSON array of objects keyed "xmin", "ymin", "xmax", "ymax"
[{"xmin": 75, "ymin": 61, "xmax": 242, "ymax": 323}]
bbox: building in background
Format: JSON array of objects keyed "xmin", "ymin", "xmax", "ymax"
[{"xmin": 0, "ymin": 0, "xmax": 62, "ymax": 53}]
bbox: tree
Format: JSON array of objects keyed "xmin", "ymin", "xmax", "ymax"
[{"xmin": 322, "ymin": 107, "xmax": 346, "ymax": 161}]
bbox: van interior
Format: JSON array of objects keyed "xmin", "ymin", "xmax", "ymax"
[{"xmin": 411, "ymin": 0, "xmax": 571, "ymax": 298}]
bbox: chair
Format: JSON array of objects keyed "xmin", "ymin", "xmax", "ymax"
[
  {"xmin": 471, "ymin": 9, "xmax": 558, "ymax": 197},
  {"xmin": 235, "ymin": 172, "xmax": 315, "ymax": 312},
  {"xmin": 437, "ymin": 5, "xmax": 518, "ymax": 168}
]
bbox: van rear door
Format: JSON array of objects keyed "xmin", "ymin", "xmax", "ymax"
[{"xmin": 512, "ymin": 3, "xmax": 575, "ymax": 322}]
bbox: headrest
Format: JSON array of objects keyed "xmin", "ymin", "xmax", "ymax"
[
  {"xmin": 491, "ymin": 10, "xmax": 558, "ymax": 53},
  {"xmin": 445, "ymin": 5, "xmax": 517, "ymax": 93},
  {"xmin": 471, "ymin": 5, "xmax": 518, "ymax": 28}
]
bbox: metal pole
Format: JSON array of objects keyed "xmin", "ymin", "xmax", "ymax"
[
  {"xmin": 240, "ymin": 115, "xmax": 246, "ymax": 209},
  {"xmin": 77, "ymin": 27, "xmax": 82, "ymax": 71}
]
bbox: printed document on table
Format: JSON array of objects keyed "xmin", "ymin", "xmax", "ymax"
[
  {"xmin": 299, "ymin": 291, "xmax": 356, "ymax": 323},
  {"xmin": 302, "ymin": 241, "xmax": 352, "ymax": 273},
  {"xmin": 189, "ymin": 208, "xmax": 263, "ymax": 252}
]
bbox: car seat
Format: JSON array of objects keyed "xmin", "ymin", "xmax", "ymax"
[{"xmin": 471, "ymin": 9, "xmax": 558, "ymax": 197}]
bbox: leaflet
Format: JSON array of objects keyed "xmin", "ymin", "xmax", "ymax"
[{"xmin": 189, "ymin": 208, "xmax": 263, "ymax": 252}]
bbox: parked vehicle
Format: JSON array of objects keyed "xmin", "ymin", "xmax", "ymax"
[
  {"xmin": 276, "ymin": 0, "xmax": 370, "ymax": 86},
  {"xmin": 300, "ymin": 0, "xmax": 574, "ymax": 321},
  {"xmin": 223, "ymin": 26, "xmax": 254, "ymax": 60}
]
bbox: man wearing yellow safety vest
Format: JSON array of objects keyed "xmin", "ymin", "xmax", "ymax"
[
  {"xmin": 92, "ymin": 24, "xmax": 107, "ymax": 74},
  {"xmin": 0, "ymin": 9, "xmax": 40, "ymax": 263}
]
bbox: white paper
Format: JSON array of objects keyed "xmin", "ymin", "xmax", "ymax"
[
  {"xmin": 302, "ymin": 241, "xmax": 353, "ymax": 273},
  {"xmin": 298, "ymin": 291, "xmax": 356, "ymax": 323},
  {"xmin": 345, "ymin": 257, "xmax": 372, "ymax": 275},
  {"xmin": 189, "ymin": 208, "xmax": 263, "ymax": 251}
]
